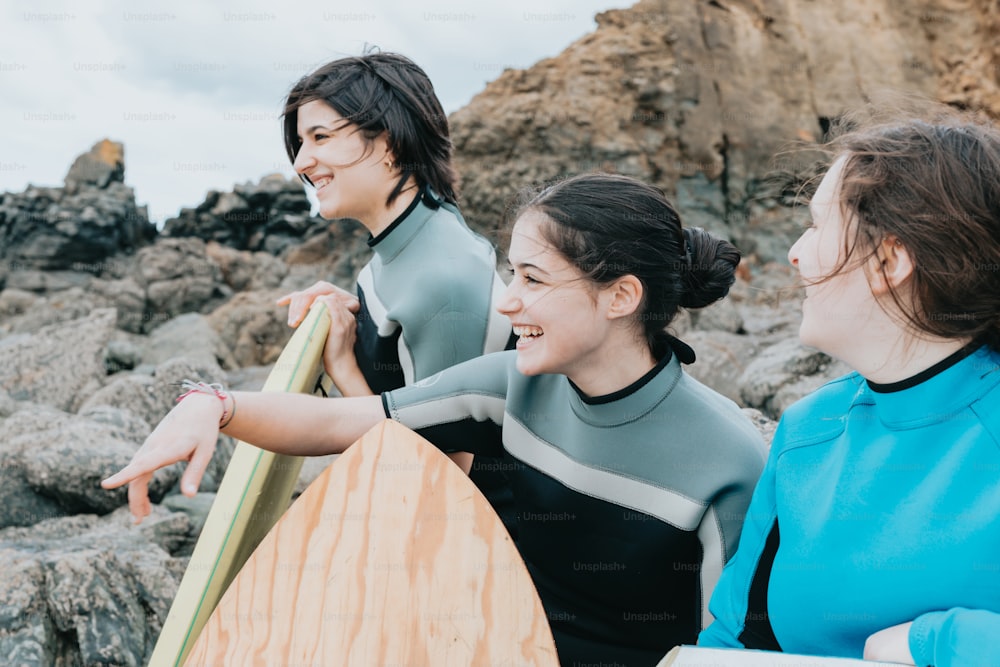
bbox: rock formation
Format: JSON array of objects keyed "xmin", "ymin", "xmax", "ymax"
[
  {"xmin": 450, "ymin": 0, "xmax": 1000, "ymax": 263},
  {"xmin": 0, "ymin": 140, "xmax": 155, "ymax": 274}
]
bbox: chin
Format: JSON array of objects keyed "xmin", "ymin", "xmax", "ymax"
[{"xmin": 514, "ymin": 354, "xmax": 550, "ymax": 377}]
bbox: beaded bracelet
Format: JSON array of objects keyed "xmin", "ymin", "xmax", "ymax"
[{"xmin": 177, "ymin": 379, "xmax": 236, "ymax": 428}]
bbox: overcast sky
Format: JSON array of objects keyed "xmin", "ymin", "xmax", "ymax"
[{"xmin": 1, "ymin": 0, "xmax": 630, "ymax": 224}]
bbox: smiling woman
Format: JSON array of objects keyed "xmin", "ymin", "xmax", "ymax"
[
  {"xmin": 272, "ymin": 53, "xmax": 517, "ymax": 533},
  {"xmin": 104, "ymin": 171, "xmax": 767, "ymax": 667}
]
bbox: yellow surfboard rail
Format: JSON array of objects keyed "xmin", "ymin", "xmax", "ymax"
[{"xmin": 149, "ymin": 302, "xmax": 330, "ymax": 667}]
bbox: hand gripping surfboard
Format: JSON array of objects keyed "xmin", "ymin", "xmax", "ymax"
[
  {"xmin": 184, "ymin": 419, "xmax": 559, "ymax": 666},
  {"xmin": 149, "ymin": 302, "xmax": 330, "ymax": 667}
]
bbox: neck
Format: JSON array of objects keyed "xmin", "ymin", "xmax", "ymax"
[
  {"xmin": 566, "ymin": 333, "xmax": 657, "ymax": 398},
  {"xmin": 359, "ymin": 180, "xmax": 419, "ymax": 237},
  {"xmin": 840, "ymin": 328, "xmax": 973, "ymax": 384}
]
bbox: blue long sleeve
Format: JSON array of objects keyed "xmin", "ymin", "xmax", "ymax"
[
  {"xmin": 911, "ymin": 608, "xmax": 1000, "ymax": 667},
  {"xmin": 698, "ymin": 346, "xmax": 1000, "ymax": 664}
]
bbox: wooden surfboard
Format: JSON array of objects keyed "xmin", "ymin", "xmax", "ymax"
[
  {"xmin": 149, "ymin": 302, "xmax": 330, "ymax": 667},
  {"xmin": 185, "ymin": 419, "xmax": 559, "ymax": 666},
  {"xmin": 657, "ymin": 646, "xmax": 901, "ymax": 666}
]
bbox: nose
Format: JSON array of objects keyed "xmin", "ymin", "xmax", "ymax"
[
  {"xmin": 787, "ymin": 234, "xmax": 802, "ymax": 268},
  {"xmin": 293, "ymin": 142, "xmax": 315, "ymax": 176},
  {"xmin": 496, "ymin": 279, "xmax": 522, "ymax": 318}
]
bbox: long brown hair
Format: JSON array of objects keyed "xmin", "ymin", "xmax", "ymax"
[{"xmin": 822, "ymin": 110, "xmax": 1000, "ymax": 350}]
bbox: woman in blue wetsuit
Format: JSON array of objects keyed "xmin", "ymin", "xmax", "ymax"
[
  {"xmin": 105, "ymin": 173, "xmax": 766, "ymax": 666},
  {"xmin": 699, "ymin": 111, "xmax": 1000, "ymax": 667}
]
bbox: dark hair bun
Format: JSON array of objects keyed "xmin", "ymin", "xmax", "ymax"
[{"xmin": 679, "ymin": 227, "xmax": 740, "ymax": 309}]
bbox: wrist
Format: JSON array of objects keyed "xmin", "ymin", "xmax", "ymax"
[{"xmin": 177, "ymin": 380, "xmax": 235, "ymax": 428}]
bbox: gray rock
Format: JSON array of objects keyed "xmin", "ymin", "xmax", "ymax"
[
  {"xmin": 207, "ymin": 290, "xmax": 293, "ymax": 367},
  {"xmin": 63, "ymin": 139, "xmax": 124, "ymax": 189},
  {"xmin": 205, "ymin": 241, "xmax": 290, "ymax": 292},
  {"xmin": 0, "ymin": 406, "xmax": 69, "ymax": 532},
  {"xmin": 88, "ymin": 276, "xmax": 148, "ymax": 334},
  {"xmin": 76, "ymin": 405, "xmax": 152, "ymax": 444},
  {"xmin": 0, "ymin": 464, "xmax": 68, "ymax": 529},
  {"xmin": 0, "ymin": 308, "xmax": 115, "ymax": 412},
  {"xmin": 0, "ymin": 507, "xmax": 189, "ymax": 667},
  {"xmin": 690, "ymin": 297, "xmax": 745, "ymax": 334},
  {"xmin": 134, "ymin": 238, "xmax": 229, "ymax": 329},
  {"xmin": 3, "ymin": 269, "xmax": 95, "ymax": 294},
  {"xmin": 11, "ymin": 409, "xmax": 178, "ymax": 515},
  {"xmin": 0, "ymin": 389, "xmax": 18, "ymax": 419},
  {"xmin": 162, "ymin": 174, "xmax": 320, "ymax": 254},
  {"xmin": 142, "ymin": 312, "xmax": 238, "ymax": 370},
  {"xmin": 3, "ymin": 286, "xmax": 100, "ymax": 335},
  {"xmin": 0, "ymin": 173, "xmax": 154, "ymax": 272},
  {"xmin": 106, "ymin": 338, "xmax": 143, "ymax": 373},
  {"xmin": 741, "ymin": 407, "xmax": 779, "ymax": 450},
  {"xmin": 684, "ymin": 330, "xmax": 762, "ymax": 404},
  {"xmin": 0, "ymin": 287, "xmax": 37, "ymax": 318},
  {"xmin": 160, "ymin": 492, "xmax": 215, "ymax": 549},
  {"xmin": 738, "ymin": 337, "xmax": 850, "ymax": 418}
]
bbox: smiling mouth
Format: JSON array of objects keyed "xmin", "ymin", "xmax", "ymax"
[
  {"xmin": 513, "ymin": 325, "xmax": 543, "ymax": 339},
  {"xmin": 313, "ymin": 176, "xmax": 333, "ymax": 191}
]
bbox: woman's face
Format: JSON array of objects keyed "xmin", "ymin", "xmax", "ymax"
[
  {"xmin": 497, "ymin": 210, "xmax": 615, "ymax": 379},
  {"xmin": 788, "ymin": 156, "xmax": 880, "ymax": 358},
  {"xmin": 292, "ymin": 100, "xmax": 394, "ymax": 224}
]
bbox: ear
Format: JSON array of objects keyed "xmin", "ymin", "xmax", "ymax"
[
  {"xmin": 868, "ymin": 235, "xmax": 913, "ymax": 296},
  {"xmin": 373, "ymin": 132, "xmax": 395, "ymax": 167},
  {"xmin": 604, "ymin": 275, "xmax": 644, "ymax": 321}
]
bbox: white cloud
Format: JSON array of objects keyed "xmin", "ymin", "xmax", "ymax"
[{"xmin": 0, "ymin": 0, "xmax": 630, "ymax": 223}]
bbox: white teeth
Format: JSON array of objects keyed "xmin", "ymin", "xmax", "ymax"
[
  {"xmin": 313, "ymin": 176, "xmax": 332, "ymax": 189},
  {"xmin": 514, "ymin": 326, "xmax": 543, "ymax": 338}
]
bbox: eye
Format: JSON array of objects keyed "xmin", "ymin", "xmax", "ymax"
[
  {"xmin": 522, "ymin": 274, "xmax": 541, "ymax": 285},
  {"xmin": 313, "ymin": 133, "xmax": 329, "ymax": 141}
]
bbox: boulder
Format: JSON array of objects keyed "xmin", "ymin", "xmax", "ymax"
[
  {"xmin": 738, "ymin": 337, "xmax": 851, "ymax": 418},
  {"xmin": 0, "ymin": 507, "xmax": 189, "ymax": 667},
  {"xmin": 207, "ymin": 290, "xmax": 293, "ymax": 367},
  {"xmin": 64, "ymin": 139, "xmax": 125, "ymax": 190},
  {"xmin": 0, "ymin": 309, "xmax": 115, "ymax": 412}
]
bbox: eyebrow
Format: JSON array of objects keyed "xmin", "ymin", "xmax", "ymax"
[
  {"xmin": 296, "ymin": 124, "xmax": 332, "ymax": 141},
  {"xmin": 506, "ymin": 259, "xmax": 551, "ymax": 275}
]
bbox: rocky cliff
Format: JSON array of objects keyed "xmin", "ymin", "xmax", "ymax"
[{"xmin": 450, "ymin": 0, "xmax": 999, "ymax": 262}]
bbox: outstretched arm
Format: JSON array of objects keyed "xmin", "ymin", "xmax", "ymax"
[{"xmin": 101, "ymin": 391, "xmax": 385, "ymax": 523}]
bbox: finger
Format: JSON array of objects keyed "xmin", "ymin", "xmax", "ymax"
[
  {"xmin": 275, "ymin": 292, "xmax": 294, "ymax": 306},
  {"xmin": 316, "ymin": 295, "xmax": 349, "ymax": 322},
  {"xmin": 180, "ymin": 443, "xmax": 214, "ymax": 496},
  {"xmin": 289, "ymin": 294, "xmax": 316, "ymax": 327},
  {"xmin": 102, "ymin": 461, "xmax": 145, "ymax": 490},
  {"xmin": 127, "ymin": 474, "xmax": 153, "ymax": 524}
]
